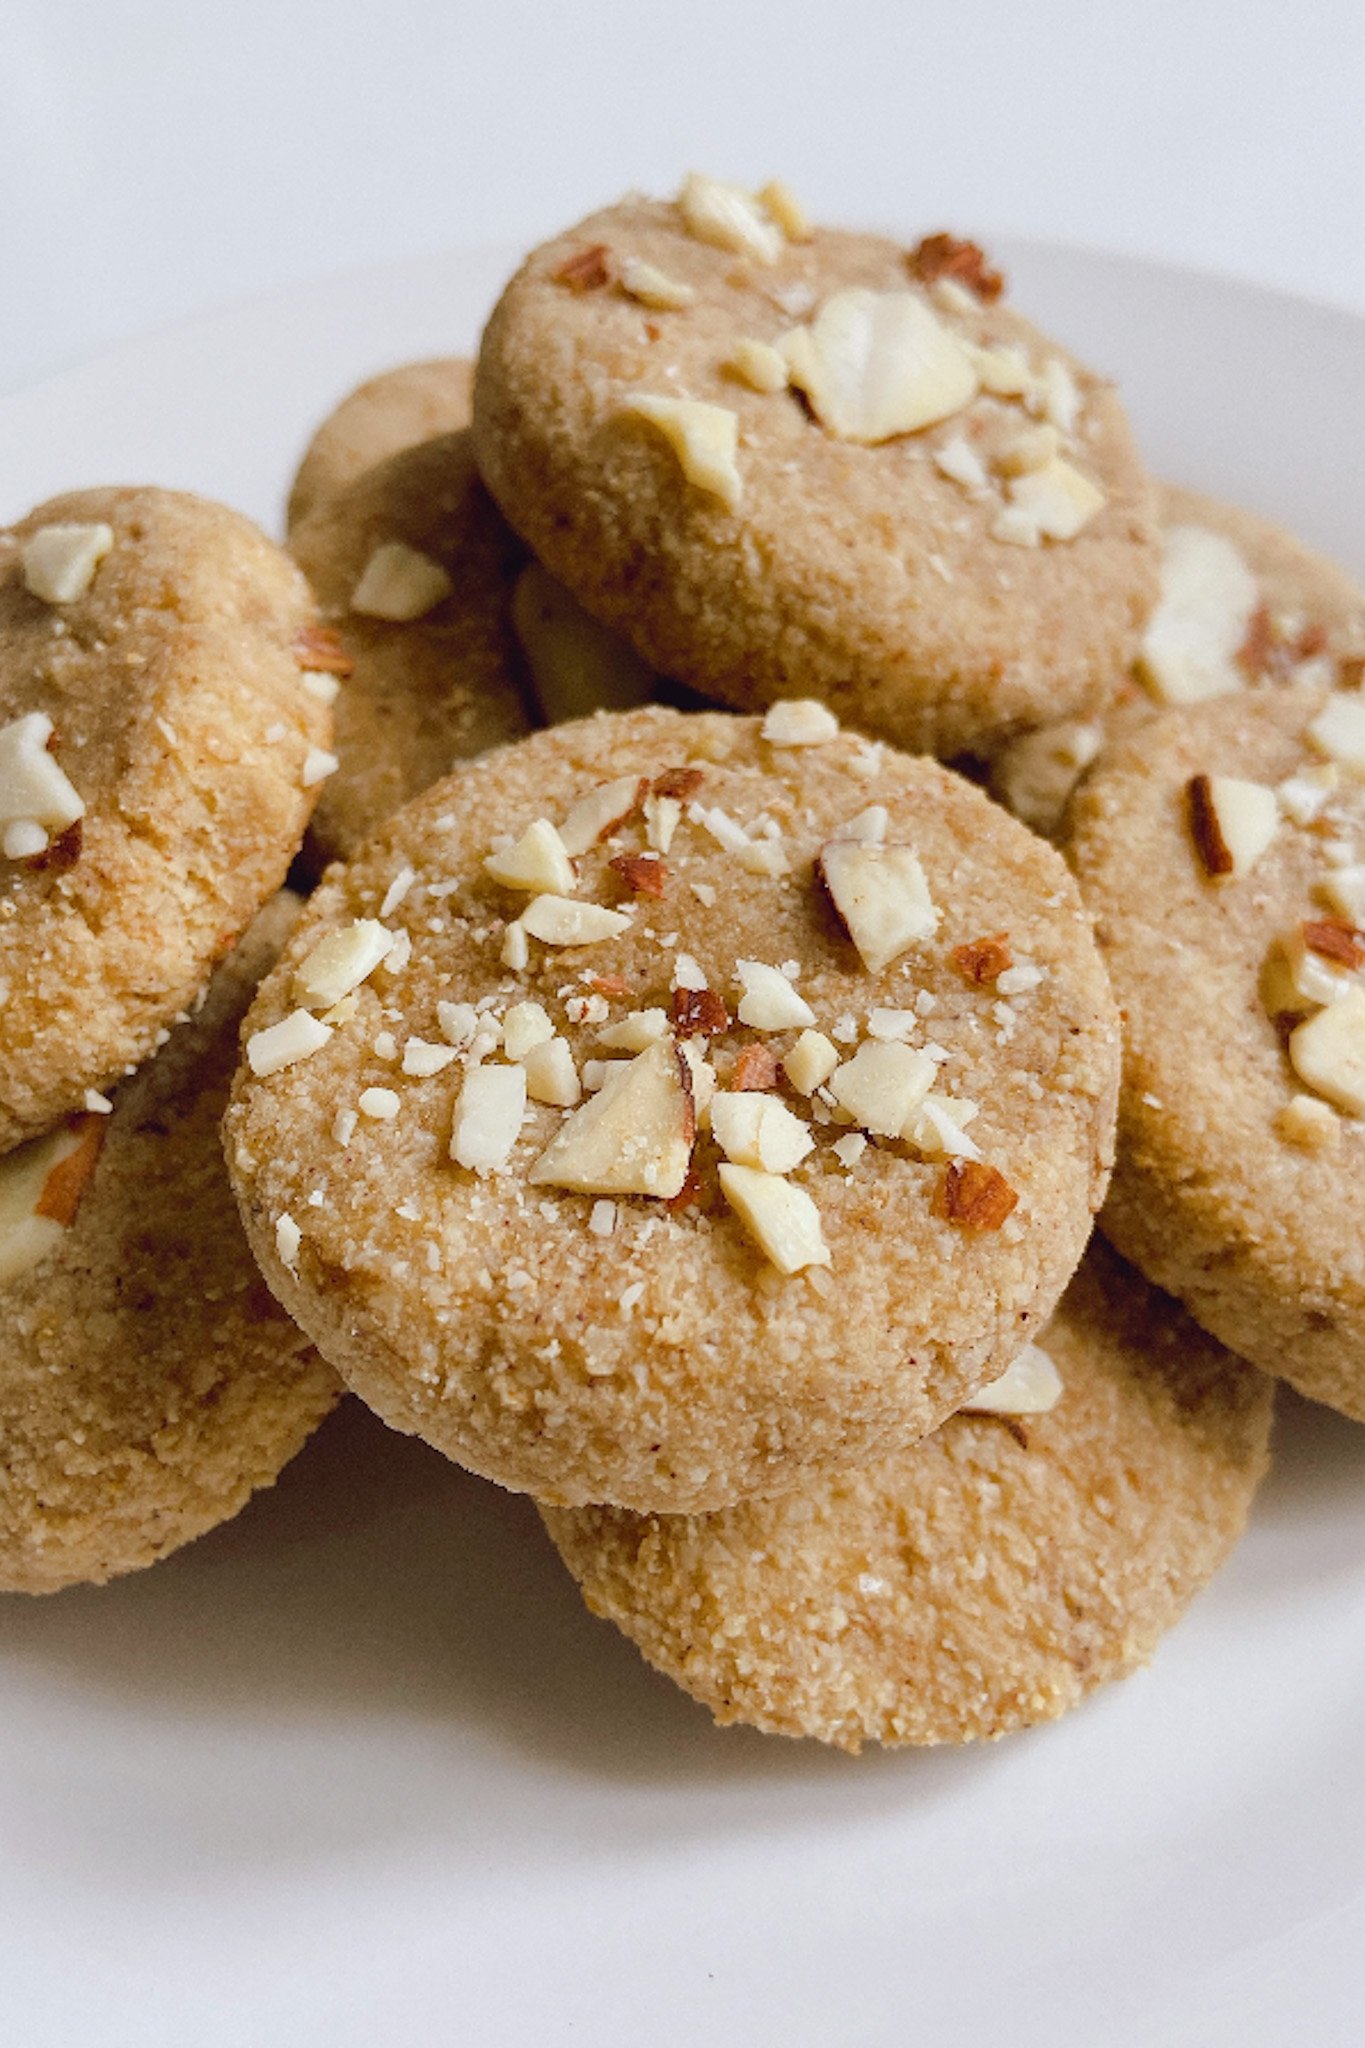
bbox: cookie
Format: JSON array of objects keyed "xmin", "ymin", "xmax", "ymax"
[
  {"xmin": 288, "ymin": 433, "xmax": 534, "ymax": 865},
  {"xmin": 1065, "ymin": 684, "xmax": 1365, "ymax": 1417},
  {"xmin": 285, "ymin": 356, "xmax": 474, "ymax": 531},
  {"xmin": 0, "ymin": 486, "xmax": 333, "ymax": 1151},
  {"xmin": 990, "ymin": 482, "xmax": 1365, "ymax": 836},
  {"xmin": 473, "ymin": 182, "xmax": 1160, "ymax": 759},
  {"xmin": 540, "ymin": 1240, "xmax": 1273, "ymax": 1750},
  {"xmin": 0, "ymin": 895, "xmax": 339, "ymax": 1595},
  {"xmin": 225, "ymin": 704, "xmax": 1119, "ymax": 1513}
]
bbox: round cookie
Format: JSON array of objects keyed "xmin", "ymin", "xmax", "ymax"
[
  {"xmin": 288, "ymin": 433, "xmax": 534, "ymax": 865},
  {"xmin": 0, "ymin": 896, "xmax": 339, "ymax": 1595},
  {"xmin": 541, "ymin": 1240, "xmax": 1274, "ymax": 1750},
  {"xmin": 285, "ymin": 356, "xmax": 474, "ymax": 531},
  {"xmin": 0, "ymin": 486, "xmax": 332, "ymax": 1152},
  {"xmin": 226, "ymin": 705, "xmax": 1120, "ymax": 1514},
  {"xmin": 473, "ymin": 185, "xmax": 1160, "ymax": 759},
  {"xmin": 990, "ymin": 483, "xmax": 1365, "ymax": 836},
  {"xmin": 1065, "ymin": 685, "xmax": 1365, "ymax": 1417}
]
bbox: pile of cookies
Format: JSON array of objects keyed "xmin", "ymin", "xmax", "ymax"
[{"xmin": 7, "ymin": 174, "xmax": 1365, "ymax": 1754}]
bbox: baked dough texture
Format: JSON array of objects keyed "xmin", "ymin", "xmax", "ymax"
[
  {"xmin": 1066, "ymin": 686, "xmax": 1365, "ymax": 1416},
  {"xmin": 0, "ymin": 486, "xmax": 331, "ymax": 1150},
  {"xmin": 0, "ymin": 896, "xmax": 339, "ymax": 1595},
  {"xmin": 285, "ymin": 356, "xmax": 474, "ymax": 531},
  {"xmin": 541, "ymin": 1241, "xmax": 1274, "ymax": 1750},
  {"xmin": 473, "ymin": 196, "xmax": 1159, "ymax": 759},
  {"xmin": 226, "ymin": 706, "xmax": 1119, "ymax": 1513},
  {"xmin": 289, "ymin": 432, "xmax": 532, "ymax": 865}
]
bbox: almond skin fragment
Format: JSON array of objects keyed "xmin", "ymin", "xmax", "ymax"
[
  {"xmin": 952, "ymin": 932, "xmax": 1013, "ymax": 985},
  {"xmin": 731, "ymin": 1044, "xmax": 781, "ymax": 1091},
  {"xmin": 652, "ymin": 766, "xmax": 704, "ymax": 801},
  {"xmin": 1187, "ymin": 773, "xmax": 1233, "ymax": 877},
  {"xmin": 588, "ymin": 974, "xmax": 633, "ymax": 1000},
  {"xmin": 554, "ymin": 243, "xmax": 612, "ymax": 291},
  {"xmin": 610, "ymin": 852, "xmax": 667, "ymax": 898},
  {"xmin": 938, "ymin": 1159, "xmax": 1018, "ymax": 1231},
  {"xmin": 907, "ymin": 233, "xmax": 1005, "ymax": 302},
  {"xmin": 1302, "ymin": 918, "xmax": 1365, "ymax": 970},
  {"xmin": 25, "ymin": 818, "xmax": 82, "ymax": 873},
  {"xmin": 33, "ymin": 1114, "xmax": 106, "ymax": 1226},
  {"xmin": 292, "ymin": 623, "xmax": 354, "ymax": 677},
  {"xmin": 672, "ymin": 987, "xmax": 730, "ymax": 1038}
]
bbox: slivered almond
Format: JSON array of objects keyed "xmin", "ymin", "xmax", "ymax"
[{"xmin": 939, "ymin": 1159, "xmax": 1018, "ymax": 1230}]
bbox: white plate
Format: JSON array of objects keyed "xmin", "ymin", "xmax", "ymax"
[{"xmin": 2, "ymin": 243, "xmax": 1365, "ymax": 2048}]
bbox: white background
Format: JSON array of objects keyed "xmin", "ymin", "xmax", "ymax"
[{"xmin": 5, "ymin": 0, "xmax": 1365, "ymax": 397}]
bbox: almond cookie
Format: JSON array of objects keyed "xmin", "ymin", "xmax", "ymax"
[
  {"xmin": 0, "ymin": 896, "xmax": 339, "ymax": 1594},
  {"xmin": 990, "ymin": 483, "xmax": 1365, "ymax": 836},
  {"xmin": 473, "ymin": 182, "xmax": 1160, "ymax": 760},
  {"xmin": 225, "ymin": 705, "xmax": 1119, "ymax": 1513},
  {"xmin": 1066, "ymin": 685, "xmax": 1365, "ymax": 1417},
  {"xmin": 285, "ymin": 356, "xmax": 474, "ymax": 531},
  {"xmin": 540, "ymin": 1241, "xmax": 1273, "ymax": 1750},
  {"xmin": 288, "ymin": 433, "xmax": 534, "ymax": 865},
  {"xmin": 0, "ymin": 486, "xmax": 333, "ymax": 1151}
]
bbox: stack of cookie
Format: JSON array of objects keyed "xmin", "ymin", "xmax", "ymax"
[
  {"xmin": 10, "ymin": 173, "xmax": 1361, "ymax": 1753},
  {"xmin": 0, "ymin": 489, "xmax": 340, "ymax": 1590}
]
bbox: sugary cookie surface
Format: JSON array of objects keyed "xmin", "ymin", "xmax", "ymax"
[
  {"xmin": 286, "ymin": 355, "xmax": 475, "ymax": 531},
  {"xmin": 1067, "ymin": 684, "xmax": 1365, "ymax": 1416},
  {"xmin": 0, "ymin": 895, "xmax": 338, "ymax": 1594},
  {"xmin": 473, "ymin": 182, "xmax": 1159, "ymax": 758},
  {"xmin": 0, "ymin": 486, "xmax": 332, "ymax": 1149},
  {"xmin": 542, "ymin": 1240, "xmax": 1273, "ymax": 1750},
  {"xmin": 226, "ymin": 705, "xmax": 1119, "ymax": 1513},
  {"xmin": 288, "ymin": 432, "xmax": 532, "ymax": 865}
]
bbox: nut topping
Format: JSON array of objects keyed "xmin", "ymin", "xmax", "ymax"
[
  {"xmin": 553, "ymin": 243, "xmax": 612, "ymax": 291},
  {"xmin": 483, "ymin": 818, "xmax": 578, "ymax": 897},
  {"xmin": 528, "ymin": 1036, "xmax": 695, "ymax": 1198},
  {"xmin": 939, "ymin": 1159, "xmax": 1018, "ymax": 1230},
  {"xmin": 1301, "ymin": 918, "xmax": 1365, "ymax": 971},
  {"xmin": 610, "ymin": 851, "xmax": 667, "ymax": 898},
  {"xmin": 906, "ymin": 233, "xmax": 1005, "ymax": 303},
  {"xmin": 963, "ymin": 1343, "xmax": 1062, "ymax": 1416},
  {"xmin": 21, "ymin": 521, "xmax": 114, "ymax": 604},
  {"xmin": 817, "ymin": 839, "xmax": 938, "ymax": 972},
  {"xmin": 717, "ymin": 1163, "xmax": 831, "ymax": 1274},
  {"xmin": 1288, "ymin": 985, "xmax": 1365, "ymax": 1116},
  {"xmin": 621, "ymin": 394, "xmax": 744, "ymax": 511},
  {"xmin": 1187, "ymin": 773, "xmax": 1279, "ymax": 880},
  {"xmin": 292, "ymin": 623, "xmax": 354, "ymax": 677},
  {"xmin": 350, "ymin": 541, "xmax": 453, "ymax": 621},
  {"xmin": 780, "ymin": 288, "xmax": 978, "ymax": 443},
  {"xmin": 952, "ymin": 933, "xmax": 1014, "ymax": 985},
  {"xmin": 671, "ymin": 987, "xmax": 730, "ymax": 1037}
]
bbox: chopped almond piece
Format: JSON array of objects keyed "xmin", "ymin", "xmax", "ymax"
[
  {"xmin": 502, "ymin": 1001, "xmax": 556, "ymax": 1060},
  {"xmin": 677, "ymin": 172, "xmax": 783, "ymax": 263},
  {"xmin": 672, "ymin": 987, "xmax": 730, "ymax": 1037},
  {"xmin": 0, "ymin": 1123, "xmax": 102, "ymax": 1285},
  {"xmin": 558, "ymin": 776, "xmax": 648, "ymax": 856},
  {"xmin": 726, "ymin": 338, "xmax": 790, "ymax": 393},
  {"xmin": 522, "ymin": 1036, "xmax": 581, "ymax": 1108},
  {"xmin": 1276, "ymin": 1093, "xmax": 1341, "ymax": 1151},
  {"xmin": 1318, "ymin": 865, "xmax": 1365, "ymax": 924},
  {"xmin": 1308, "ymin": 695, "xmax": 1365, "ymax": 777},
  {"xmin": 780, "ymin": 288, "xmax": 978, "ymax": 443},
  {"xmin": 952, "ymin": 932, "xmax": 1013, "ymax": 985},
  {"xmin": 449, "ymin": 1065, "xmax": 527, "ymax": 1174},
  {"xmin": 598, "ymin": 1008, "xmax": 670, "ymax": 1051},
  {"xmin": 0, "ymin": 710, "xmax": 85, "ymax": 842},
  {"xmin": 782, "ymin": 1029, "xmax": 839, "ymax": 1094},
  {"xmin": 734, "ymin": 960, "xmax": 815, "ymax": 1030},
  {"xmin": 761, "ymin": 700, "xmax": 840, "ymax": 747},
  {"xmin": 32, "ymin": 1114, "xmax": 105, "ymax": 1227},
  {"xmin": 817, "ymin": 839, "xmax": 938, "ymax": 972},
  {"xmin": 1289, "ymin": 986, "xmax": 1365, "ymax": 1115},
  {"xmin": 1302, "ymin": 918, "xmax": 1365, "ymax": 971},
  {"xmin": 619, "ymin": 257, "xmax": 695, "ymax": 310},
  {"xmin": 731, "ymin": 1044, "xmax": 781, "ymax": 1091},
  {"xmin": 292, "ymin": 622, "xmax": 354, "ymax": 677},
  {"xmin": 483, "ymin": 818, "xmax": 577, "ymax": 897},
  {"xmin": 829, "ymin": 1041, "xmax": 936, "ymax": 1137},
  {"xmin": 710, "ymin": 1093, "xmax": 814, "ymax": 1173},
  {"xmin": 758, "ymin": 178, "xmax": 811, "ymax": 241},
  {"xmin": 718, "ymin": 1163, "xmax": 830, "ymax": 1273},
  {"xmin": 1137, "ymin": 525, "xmax": 1259, "ymax": 705},
  {"xmin": 964, "ymin": 1343, "xmax": 1062, "ymax": 1416},
  {"xmin": 553, "ymin": 243, "xmax": 611, "ymax": 291},
  {"xmin": 21, "ymin": 521, "xmax": 114, "ymax": 604},
  {"xmin": 588, "ymin": 973, "xmax": 633, "ymax": 1000},
  {"xmin": 907, "ymin": 233, "xmax": 1005, "ymax": 302},
  {"xmin": 520, "ymin": 897, "xmax": 631, "ymax": 946},
  {"xmin": 529, "ymin": 1036, "xmax": 695, "ymax": 1198},
  {"xmin": 652, "ymin": 766, "xmax": 705, "ymax": 801},
  {"xmin": 293, "ymin": 919, "xmax": 394, "ymax": 1008},
  {"xmin": 246, "ymin": 1009, "xmax": 332, "ymax": 1077},
  {"xmin": 1187, "ymin": 773, "xmax": 1279, "ymax": 880},
  {"xmin": 610, "ymin": 851, "xmax": 667, "ymax": 898},
  {"xmin": 939, "ymin": 1159, "xmax": 1018, "ymax": 1230},
  {"xmin": 350, "ymin": 542, "xmax": 453, "ymax": 621},
  {"xmin": 621, "ymin": 395, "xmax": 744, "ymax": 511}
]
